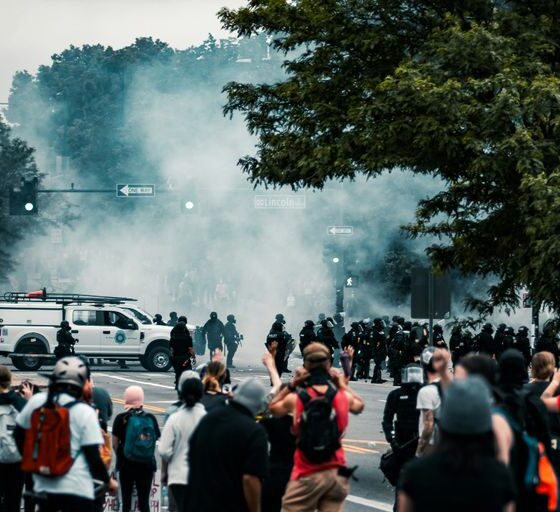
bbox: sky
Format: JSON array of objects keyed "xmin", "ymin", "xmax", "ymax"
[{"xmin": 0, "ymin": 0, "xmax": 247, "ymax": 102}]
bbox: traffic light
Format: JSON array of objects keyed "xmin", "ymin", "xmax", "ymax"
[
  {"xmin": 9, "ymin": 178, "xmax": 38, "ymax": 216},
  {"xmin": 345, "ymin": 275, "xmax": 359, "ymax": 288},
  {"xmin": 181, "ymin": 199, "xmax": 198, "ymax": 214}
]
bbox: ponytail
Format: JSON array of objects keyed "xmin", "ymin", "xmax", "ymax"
[{"xmin": 181, "ymin": 378, "xmax": 203, "ymax": 409}]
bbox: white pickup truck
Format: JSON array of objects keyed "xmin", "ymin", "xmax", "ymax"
[{"xmin": 0, "ymin": 292, "xmax": 183, "ymax": 372}]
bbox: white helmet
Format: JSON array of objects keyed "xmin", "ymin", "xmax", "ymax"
[{"xmin": 51, "ymin": 356, "xmax": 89, "ymax": 389}]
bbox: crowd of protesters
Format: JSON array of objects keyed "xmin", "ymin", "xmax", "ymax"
[{"xmin": 6, "ymin": 310, "xmax": 560, "ymax": 512}]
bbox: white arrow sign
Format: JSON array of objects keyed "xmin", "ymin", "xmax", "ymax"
[
  {"xmin": 116, "ymin": 184, "xmax": 155, "ymax": 198},
  {"xmin": 327, "ymin": 226, "xmax": 354, "ymax": 236}
]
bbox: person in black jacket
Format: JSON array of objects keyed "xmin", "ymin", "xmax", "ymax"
[
  {"xmin": 382, "ymin": 363, "xmax": 423, "ymax": 510},
  {"xmin": 169, "ymin": 317, "xmax": 193, "ymax": 388},
  {"xmin": 535, "ymin": 321, "xmax": 560, "ymax": 367},
  {"xmin": 299, "ymin": 320, "xmax": 316, "ymax": 355},
  {"xmin": 202, "ymin": 312, "xmax": 225, "ymax": 358},
  {"xmin": 317, "ymin": 318, "xmax": 339, "ymax": 360},
  {"xmin": 153, "ymin": 314, "xmax": 166, "ymax": 326},
  {"xmin": 55, "ymin": 321, "xmax": 75, "ymax": 360},
  {"xmin": 342, "ymin": 322, "xmax": 363, "ymax": 381},
  {"xmin": 476, "ymin": 323, "xmax": 496, "ymax": 358},
  {"xmin": 371, "ymin": 318, "xmax": 387, "ymax": 383},
  {"xmin": 449, "ymin": 326, "xmax": 470, "ymax": 367},
  {"xmin": 224, "ymin": 314, "xmax": 241, "ymax": 369},
  {"xmin": 513, "ymin": 326, "xmax": 532, "ymax": 370},
  {"xmin": 266, "ymin": 322, "xmax": 288, "ymax": 377}
]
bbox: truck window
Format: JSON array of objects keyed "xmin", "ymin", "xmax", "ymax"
[
  {"xmin": 103, "ymin": 311, "xmax": 131, "ymax": 330},
  {"xmin": 73, "ymin": 310, "xmax": 97, "ymax": 326}
]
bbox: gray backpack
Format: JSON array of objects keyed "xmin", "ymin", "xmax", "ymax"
[{"xmin": 0, "ymin": 404, "xmax": 21, "ymax": 463}]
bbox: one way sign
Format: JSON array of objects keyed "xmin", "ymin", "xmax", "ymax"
[
  {"xmin": 116, "ymin": 184, "xmax": 156, "ymax": 198},
  {"xmin": 327, "ymin": 226, "xmax": 354, "ymax": 236}
]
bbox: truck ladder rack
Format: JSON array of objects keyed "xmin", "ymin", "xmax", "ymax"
[{"xmin": 3, "ymin": 289, "xmax": 137, "ymax": 305}]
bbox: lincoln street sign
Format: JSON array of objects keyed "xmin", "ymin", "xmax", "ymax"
[
  {"xmin": 327, "ymin": 226, "xmax": 354, "ymax": 236},
  {"xmin": 116, "ymin": 184, "xmax": 156, "ymax": 197}
]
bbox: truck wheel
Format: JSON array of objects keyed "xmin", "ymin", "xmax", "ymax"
[
  {"xmin": 12, "ymin": 343, "xmax": 47, "ymax": 371},
  {"xmin": 145, "ymin": 345, "xmax": 171, "ymax": 372}
]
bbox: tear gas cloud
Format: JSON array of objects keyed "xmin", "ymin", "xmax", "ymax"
[{"xmin": 4, "ymin": 39, "xmax": 458, "ymax": 363}]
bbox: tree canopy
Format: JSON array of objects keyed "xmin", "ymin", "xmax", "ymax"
[
  {"xmin": 0, "ymin": 118, "xmax": 42, "ymax": 280},
  {"xmin": 219, "ymin": 0, "xmax": 560, "ymax": 314}
]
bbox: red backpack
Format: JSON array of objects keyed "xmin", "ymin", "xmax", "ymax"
[{"xmin": 21, "ymin": 400, "xmax": 78, "ymax": 477}]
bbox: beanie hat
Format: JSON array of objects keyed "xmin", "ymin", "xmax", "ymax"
[
  {"xmin": 439, "ymin": 376, "xmax": 493, "ymax": 435},
  {"xmin": 232, "ymin": 378, "xmax": 267, "ymax": 416},
  {"xmin": 499, "ymin": 349, "xmax": 527, "ymax": 388},
  {"xmin": 178, "ymin": 370, "xmax": 200, "ymax": 391},
  {"xmin": 124, "ymin": 385, "xmax": 144, "ymax": 410}
]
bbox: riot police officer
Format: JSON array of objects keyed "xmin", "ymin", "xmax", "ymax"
[
  {"xmin": 299, "ymin": 320, "xmax": 317, "ymax": 354},
  {"xmin": 389, "ymin": 323, "xmax": 409, "ymax": 386},
  {"xmin": 449, "ymin": 326, "xmax": 470, "ymax": 367},
  {"xmin": 382, "ymin": 363, "xmax": 423, "ymax": 509},
  {"xmin": 371, "ymin": 318, "xmax": 387, "ymax": 383},
  {"xmin": 224, "ymin": 314, "xmax": 242, "ymax": 369},
  {"xmin": 317, "ymin": 318, "xmax": 339, "ymax": 359},
  {"xmin": 202, "ymin": 312, "xmax": 225, "ymax": 358},
  {"xmin": 535, "ymin": 320, "xmax": 560, "ymax": 367},
  {"xmin": 153, "ymin": 314, "xmax": 166, "ymax": 326},
  {"xmin": 342, "ymin": 322, "xmax": 362, "ymax": 380},
  {"xmin": 169, "ymin": 316, "xmax": 193, "ymax": 388},
  {"xmin": 494, "ymin": 323, "xmax": 507, "ymax": 358},
  {"xmin": 514, "ymin": 326, "xmax": 531, "ymax": 370},
  {"xmin": 433, "ymin": 324, "xmax": 448, "ymax": 349},
  {"xmin": 476, "ymin": 323, "xmax": 496, "ymax": 358},
  {"xmin": 266, "ymin": 321, "xmax": 288, "ymax": 377},
  {"xmin": 354, "ymin": 319, "xmax": 372, "ymax": 380},
  {"xmin": 55, "ymin": 321, "xmax": 76, "ymax": 360}
]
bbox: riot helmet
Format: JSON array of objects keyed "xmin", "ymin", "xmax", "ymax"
[
  {"xmin": 401, "ymin": 364, "xmax": 425, "ymax": 385},
  {"xmin": 276, "ymin": 313, "xmax": 286, "ymax": 324},
  {"xmin": 227, "ymin": 314, "xmax": 236, "ymax": 323},
  {"xmin": 210, "ymin": 312, "xmax": 218, "ymax": 320},
  {"xmin": 304, "ymin": 320, "xmax": 315, "ymax": 328}
]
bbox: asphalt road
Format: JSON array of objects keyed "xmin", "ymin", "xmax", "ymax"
[{"xmin": 4, "ymin": 354, "xmax": 396, "ymax": 512}]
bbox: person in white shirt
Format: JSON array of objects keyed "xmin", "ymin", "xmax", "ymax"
[
  {"xmin": 416, "ymin": 347, "xmax": 443, "ymax": 456},
  {"xmin": 158, "ymin": 373, "xmax": 206, "ymax": 511},
  {"xmin": 15, "ymin": 357, "xmax": 117, "ymax": 512}
]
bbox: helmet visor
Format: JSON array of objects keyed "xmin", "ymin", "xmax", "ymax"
[{"xmin": 401, "ymin": 366, "xmax": 424, "ymax": 385}]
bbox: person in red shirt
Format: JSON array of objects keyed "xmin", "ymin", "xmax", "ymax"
[{"xmin": 269, "ymin": 343, "xmax": 364, "ymax": 512}]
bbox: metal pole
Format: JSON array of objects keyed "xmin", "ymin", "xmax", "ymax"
[
  {"xmin": 428, "ymin": 270, "xmax": 434, "ymax": 345},
  {"xmin": 531, "ymin": 302, "xmax": 540, "ymax": 349}
]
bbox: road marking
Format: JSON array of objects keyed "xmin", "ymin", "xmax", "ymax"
[
  {"xmin": 345, "ymin": 439, "xmax": 389, "ymax": 445},
  {"xmin": 140, "ymin": 373, "xmax": 173, "ymax": 379},
  {"xmin": 346, "ymin": 495, "xmax": 392, "ymax": 511},
  {"xmin": 343, "ymin": 444, "xmax": 378, "ymax": 454},
  {"xmin": 112, "ymin": 397, "xmax": 166, "ymax": 414},
  {"xmin": 94, "ymin": 373, "xmax": 175, "ymax": 390}
]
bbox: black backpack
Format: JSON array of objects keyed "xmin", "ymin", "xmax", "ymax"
[{"xmin": 297, "ymin": 383, "xmax": 340, "ymax": 463}]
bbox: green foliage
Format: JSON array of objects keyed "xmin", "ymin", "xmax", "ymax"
[
  {"xmin": 220, "ymin": 0, "xmax": 560, "ymax": 314},
  {"xmin": 0, "ymin": 118, "xmax": 42, "ymax": 280},
  {"xmin": 7, "ymin": 36, "xmax": 281, "ymax": 188}
]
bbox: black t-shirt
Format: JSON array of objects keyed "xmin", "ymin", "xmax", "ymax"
[
  {"xmin": 112, "ymin": 410, "xmax": 161, "ymax": 470},
  {"xmin": 170, "ymin": 325, "xmax": 193, "ymax": 357},
  {"xmin": 260, "ymin": 415, "xmax": 296, "ymax": 468},
  {"xmin": 188, "ymin": 402, "xmax": 269, "ymax": 512},
  {"xmin": 200, "ymin": 392, "xmax": 228, "ymax": 412},
  {"xmin": 399, "ymin": 452, "xmax": 515, "ymax": 512},
  {"xmin": 524, "ymin": 381, "xmax": 560, "ymax": 436}
]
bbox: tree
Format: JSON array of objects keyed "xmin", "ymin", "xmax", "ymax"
[
  {"xmin": 0, "ymin": 118, "xmax": 42, "ymax": 281},
  {"xmin": 219, "ymin": 0, "xmax": 560, "ymax": 314}
]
